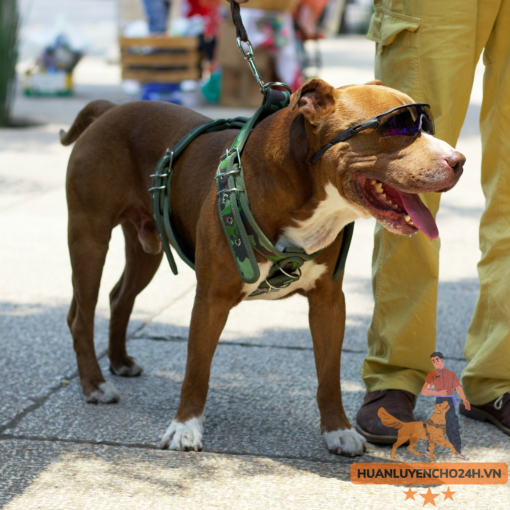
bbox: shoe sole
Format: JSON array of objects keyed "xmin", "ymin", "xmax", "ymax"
[
  {"xmin": 355, "ymin": 423, "xmax": 401, "ymax": 445},
  {"xmin": 459, "ymin": 403, "xmax": 510, "ymax": 436}
]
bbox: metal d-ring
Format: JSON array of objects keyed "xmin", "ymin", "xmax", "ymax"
[
  {"xmin": 264, "ymin": 278, "xmax": 280, "ymax": 291},
  {"xmin": 277, "ymin": 263, "xmax": 302, "ymax": 280},
  {"xmin": 263, "ymin": 81, "xmax": 293, "ymax": 94}
]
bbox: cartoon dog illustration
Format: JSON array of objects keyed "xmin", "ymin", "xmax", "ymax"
[{"xmin": 378, "ymin": 402, "xmax": 459, "ymax": 460}]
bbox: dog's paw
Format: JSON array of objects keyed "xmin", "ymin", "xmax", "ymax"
[
  {"xmin": 85, "ymin": 382, "xmax": 120, "ymax": 404},
  {"xmin": 161, "ymin": 415, "xmax": 204, "ymax": 452},
  {"xmin": 324, "ymin": 429, "xmax": 367, "ymax": 457},
  {"xmin": 110, "ymin": 358, "xmax": 144, "ymax": 377}
]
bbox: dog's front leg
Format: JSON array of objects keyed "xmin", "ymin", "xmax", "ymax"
[
  {"xmin": 307, "ymin": 279, "xmax": 367, "ymax": 457},
  {"xmin": 161, "ymin": 288, "xmax": 232, "ymax": 451}
]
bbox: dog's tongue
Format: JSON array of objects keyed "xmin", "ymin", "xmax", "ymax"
[{"xmin": 398, "ymin": 192, "xmax": 439, "ymax": 240}]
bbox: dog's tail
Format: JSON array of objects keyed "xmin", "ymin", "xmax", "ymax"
[
  {"xmin": 60, "ymin": 100, "xmax": 115, "ymax": 146},
  {"xmin": 377, "ymin": 407, "xmax": 405, "ymax": 430}
]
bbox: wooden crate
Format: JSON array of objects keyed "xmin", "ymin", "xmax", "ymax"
[
  {"xmin": 220, "ymin": 58, "xmax": 270, "ymax": 109},
  {"xmin": 217, "ymin": 19, "xmax": 272, "ymax": 108},
  {"xmin": 242, "ymin": 0, "xmax": 299, "ymax": 11},
  {"xmin": 120, "ymin": 36, "xmax": 201, "ymax": 82}
]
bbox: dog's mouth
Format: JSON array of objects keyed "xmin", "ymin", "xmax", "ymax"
[{"xmin": 355, "ymin": 177, "xmax": 439, "ymax": 240}]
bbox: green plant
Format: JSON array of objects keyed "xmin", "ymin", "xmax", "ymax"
[{"xmin": 0, "ymin": 0, "xmax": 20, "ymax": 127}]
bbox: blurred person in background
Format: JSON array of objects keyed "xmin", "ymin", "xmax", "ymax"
[{"xmin": 142, "ymin": 0, "xmax": 171, "ymax": 33}]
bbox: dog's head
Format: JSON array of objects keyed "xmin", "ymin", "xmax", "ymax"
[
  {"xmin": 290, "ymin": 78, "xmax": 464, "ymax": 240},
  {"xmin": 433, "ymin": 401, "xmax": 450, "ymax": 414}
]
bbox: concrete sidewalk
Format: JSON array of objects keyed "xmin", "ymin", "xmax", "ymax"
[{"xmin": 1, "ymin": 35, "xmax": 508, "ymax": 509}]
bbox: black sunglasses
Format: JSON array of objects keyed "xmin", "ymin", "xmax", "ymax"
[{"xmin": 310, "ymin": 103, "xmax": 435, "ymax": 164}]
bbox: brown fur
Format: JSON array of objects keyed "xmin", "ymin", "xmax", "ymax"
[
  {"xmin": 378, "ymin": 402, "xmax": 458, "ymax": 460},
  {"xmin": 63, "ymin": 78, "xmax": 464, "ymax": 455}
]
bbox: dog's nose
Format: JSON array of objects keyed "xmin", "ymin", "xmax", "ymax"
[{"xmin": 445, "ymin": 151, "xmax": 466, "ymax": 175}]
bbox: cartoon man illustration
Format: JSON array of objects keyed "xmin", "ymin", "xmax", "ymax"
[{"xmin": 421, "ymin": 352, "xmax": 470, "ymax": 461}]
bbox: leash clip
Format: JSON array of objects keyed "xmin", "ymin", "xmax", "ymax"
[{"xmin": 236, "ymin": 37, "xmax": 265, "ymax": 92}]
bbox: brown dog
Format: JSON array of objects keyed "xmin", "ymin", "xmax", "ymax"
[
  {"xmin": 62, "ymin": 78, "xmax": 464, "ymax": 457},
  {"xmin": 378, "ymin": 402, "xmax": 459, "ymax": 460}
]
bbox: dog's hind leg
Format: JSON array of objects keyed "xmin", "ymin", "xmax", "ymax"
[
  {"xmin": 407, "ymin": 437, "xmax": 422, "ymax": 457},
  {"xmin": 434, "ymin": 436, "xmax": 458, "ymax": 456},
  {"xmin": 108, "ymin": 219, "xmax": 163, "ymax": 376},
  {"xmin": 307, "ymin": 277, "xmax": 367, "ymax": 457},
  {"xmin": 68, "ymin": 216, "xmax": 119, "ymax": 403}
]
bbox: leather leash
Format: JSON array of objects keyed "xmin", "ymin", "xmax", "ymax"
[{"xmin": 229, "ymin": 0, "xmax": 248, "ymax": 43}]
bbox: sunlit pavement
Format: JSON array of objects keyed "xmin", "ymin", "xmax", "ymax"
[{"xmin": 1, "ymin": 4, "xmax": 508, "ymax": 506}]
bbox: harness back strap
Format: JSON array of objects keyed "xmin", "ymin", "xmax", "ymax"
[{"xmin": 151, "ymin": 117, "xmax": 249, "ymax": 274}]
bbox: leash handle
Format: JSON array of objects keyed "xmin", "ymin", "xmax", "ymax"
[{"xmin": 229, "ymin": 0, "xmax": 248, "ymax": 42}]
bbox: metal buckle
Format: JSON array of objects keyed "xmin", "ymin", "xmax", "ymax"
[
  {"xmin": 149, "ymin": 151, "xmax": 173, "ymax": 193},
  {"xmin": 213, "ymin": 168, "xmax": 240, "ymax": 180},
  {"xmin": 220, "ymin": 146, "xmax": 241, "ymax": 165},
  {"xmin": 216, "ymin": 187, "xmax": 244, "ymax": 196}
]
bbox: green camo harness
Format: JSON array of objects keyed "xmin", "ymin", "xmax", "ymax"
[{"xmin": 150, "ymin": 87, "xmax": 354, "ymax": 298}]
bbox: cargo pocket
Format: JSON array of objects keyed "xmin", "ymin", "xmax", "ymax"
[
  {"xmin": 366, "ymin": 4, "xmax": 422, "ymax": 100},
  {"xmin": 367, "ymin": 6, "xmax": 420, "ymax": 48}
]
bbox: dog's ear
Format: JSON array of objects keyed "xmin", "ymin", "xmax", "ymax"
[
  {"xmin": 290, "ymin": 78, "xmax": 336, "ymax": 126},
  {"xmin": 366, "ymin": 79, "xmax": 384, "ymax": 86}
]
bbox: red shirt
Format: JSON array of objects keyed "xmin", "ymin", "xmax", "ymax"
[{"xmin": 425, "ymin": 369, "xmax": 460, "ymax": 394}]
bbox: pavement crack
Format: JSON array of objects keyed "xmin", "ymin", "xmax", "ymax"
[
  {"xmin": 0, "ymin": 378, "xmax": 76, "ymax": 435},
  {"xmin": 134, "ymin": 335, "xmax": 369, "ymax": 353},
  {"xmin": 133, "ymin": 335, "xmax": 469, "ymax": 361},
  {"xmin": 0, "ymin": 435, "xmax": 359, "ymax": 464}
]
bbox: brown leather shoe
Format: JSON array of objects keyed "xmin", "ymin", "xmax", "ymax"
[
  {"xmin": 460, "ymin": 392, "xmax": 510, "ymax": 436},
  {"xmin": 356, "ymin": 390, "xmax": 416, "ymax": 444}
]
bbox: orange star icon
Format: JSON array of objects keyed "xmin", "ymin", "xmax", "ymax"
[
  {"xmin": 419, "ymin": 488, "xmax": 440, "ymax": 507},
  {"xmin": 442, "ymin": 486, "xmax": 456, "ymax": 501},
  {"xmin": 403, "ymin": 487, "xmax": 418, "ymax": 501}
]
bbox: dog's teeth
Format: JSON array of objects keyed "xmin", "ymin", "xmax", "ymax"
[
  {"xmin": 404, "ymin": 215, "xmax": 411, "ymax": 222},
  {"xmin": 388, "ymin": 199, "xmax": 393, "ymax": 204},
  {"xmin": 381, "ymin": 193, "xmax": 386, "ymax": 198}
]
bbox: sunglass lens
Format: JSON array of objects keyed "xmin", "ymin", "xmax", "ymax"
[
  {"xmin": 419, "ymin": 106, "xmax": 435, "ymax": 135},
  {"xmin": 377, "ymin": 105, "xmax": 435, "ymax": 137}
]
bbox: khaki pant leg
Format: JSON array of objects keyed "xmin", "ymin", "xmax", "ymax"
[
  {"xmin": 362, "ymin": 0, "xmax": 480, "ymax": 395},
  {"xmin": 463, "ymin": 0, "xmax": 510, "ymax": 405}
]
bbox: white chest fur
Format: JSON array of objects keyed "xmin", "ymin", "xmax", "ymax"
[
  {"xmin": 242, "ymin": 182, "xmax": 364, "ymax": 301},
  {"xmin": 278, "ymin": 182, "xmax": 366, "ymax": 254}
]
